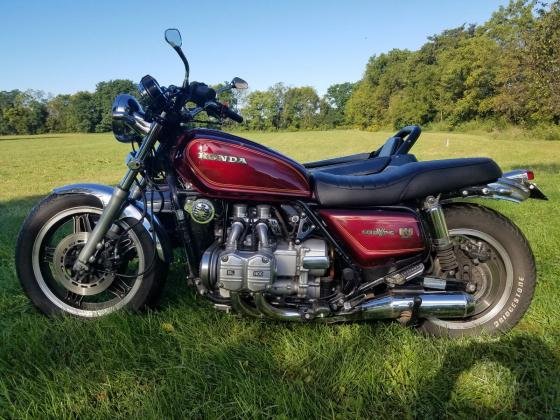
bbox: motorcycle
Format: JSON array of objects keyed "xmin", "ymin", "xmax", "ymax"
[{"xmin": 15, "ymin": 29, "xmax": 548, "ymax": 337}]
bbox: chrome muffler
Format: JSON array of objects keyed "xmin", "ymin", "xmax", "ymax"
[
  {"xmin": 241, "ymin": 292, "xmax": 475, "ymax": 322},
  {"xmin": 355, "ymin": 292, "xmax": 476, "ymax": 320}
]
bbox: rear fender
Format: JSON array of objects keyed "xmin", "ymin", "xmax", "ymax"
[
  {"xmin": 52, "ymin": 183, "xmax": 173, "ymax": 263},
  {"xmin": 451, "ymin": 170, "xmax": 548, "ymax": 203}
]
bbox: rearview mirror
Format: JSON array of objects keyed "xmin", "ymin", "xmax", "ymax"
[
  {"xmin": 164, "ymin": 28, "xmax": 190, "ymax": 88},
  {"xmin": 232, "ymin": 77, "xmax": 248, "ymax": 90},
  {"xmin": 164, "ymin": 29, "xmax": 182, "ymax": 48}
]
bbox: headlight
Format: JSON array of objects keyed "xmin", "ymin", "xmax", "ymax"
[{"xmin": 111, "ymin": 94, "xmax": 152, "ymax": 143}]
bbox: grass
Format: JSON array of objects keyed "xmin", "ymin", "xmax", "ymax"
[{"xmin": 0, "ymin": 130, "xmax": 559, "ymax": 418}]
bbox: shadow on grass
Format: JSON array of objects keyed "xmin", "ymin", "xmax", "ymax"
[
  {"xmin": 413, "ymin": 334, "xmax": 560, "ymax": 417},
  {"xmin": 0, "ymin": 136, "xmax": 65, "ymax": 142}
]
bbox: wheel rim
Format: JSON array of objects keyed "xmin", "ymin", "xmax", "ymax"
[
  {"xmin": 429, "ymin": 228, "xmax": 514, "ymax": 330},
  {"xmin": 31, "ymin": 206, "xmax": 146, "ymax": 317}
]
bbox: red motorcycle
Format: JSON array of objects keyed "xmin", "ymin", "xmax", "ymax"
[{"xmin": 16, "ymin": 29, "xmax": 547, "ymax": 336}]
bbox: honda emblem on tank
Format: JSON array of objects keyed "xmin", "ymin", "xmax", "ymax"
[
  {"xmin": 399, "ymin": 227, "xmax": 414, "ymax": 238},
  {"xmin": 198, "ymin": 151, "xmax": 247, "ymax": 164}
]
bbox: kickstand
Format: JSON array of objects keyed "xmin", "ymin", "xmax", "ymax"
[{"xmin": 408, "ymin": 296, "xmax": 423, "ymax": 327}]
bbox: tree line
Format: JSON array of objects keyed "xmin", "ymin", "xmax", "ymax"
[
  {"xmin": 0, "ymin": 80, "xmax": 137, "ymax": 135},
  {"xmin": 1, "ymin": 0, "xmax": 558, "ymax": 136}
]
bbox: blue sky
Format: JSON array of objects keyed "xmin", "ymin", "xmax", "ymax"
[{"xmin": 0, "ymin": 0, "xmax": 509, "ymax": 96}]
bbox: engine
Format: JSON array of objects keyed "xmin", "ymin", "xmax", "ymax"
[{"xmin": 200, "ymin": 204, "xmax": 331, "ymax": 299}]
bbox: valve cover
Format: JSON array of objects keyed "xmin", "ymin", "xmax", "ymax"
[{"xmin": 217, "ymin": 250, "xmax": 275, "ymax": 292}]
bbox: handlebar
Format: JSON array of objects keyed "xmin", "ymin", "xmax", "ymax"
[
  {"xmin": 188, "ymin": 82, "xmax": 243, "ymax": 123},
  {"xmin": 204, "ymin": 101, "xmax": 244, "ymax": 123},
  {"xmin": 220, "ymin": 103, "xmax": 244, "ymax": 123}
]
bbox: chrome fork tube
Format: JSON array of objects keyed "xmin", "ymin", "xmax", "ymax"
[{"xmin": 74, "ymin": 122, "xmax": 162, "ymax": 271}]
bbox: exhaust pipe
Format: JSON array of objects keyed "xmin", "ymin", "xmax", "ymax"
[
  {"xmin": 356, "ymin": 292, "xmax": 475, "ymax": 320},
  {"xmin": 253, "ymin": 293, "xmax": 302, "ymax": 321},
  {"xmin": 231, "ymin": 293, "xmax": 263, "ymax": 318},
  {"xmin": 250, "ymin": 292, "xmax": 475, "ymax": 322}
]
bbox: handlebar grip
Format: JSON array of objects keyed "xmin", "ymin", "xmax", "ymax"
[
  {"xmin": 223, "ymin": 105, "xmax": 243, "ymax": 123},
  {"xmin": 206, "ymin": 101, "xmax": 243, "ymax": 123}
]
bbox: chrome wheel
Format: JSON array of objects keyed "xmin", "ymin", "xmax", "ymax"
[{"xmin": 31, "ymin": 206, "xmax": 146, "ymax": 317}]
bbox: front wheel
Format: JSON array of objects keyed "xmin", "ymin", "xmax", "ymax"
[
  {"xmin": 419, "ymin": 203, "xmax": 537, "ymax": 337},
  {"xmin": 15, "ymin": 193, "xmax": 168, "ymax": 317}
]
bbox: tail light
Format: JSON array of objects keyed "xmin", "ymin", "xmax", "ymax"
[{"xmin": 504, "ymin": 170, "xmax": 535, "ymax": 183}]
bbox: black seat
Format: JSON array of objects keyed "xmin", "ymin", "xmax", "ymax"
[
  {"xmin": 312, "ymin": 158, "xmax": 502, "ymax": 207},
  {"xmin": 307, "ymin": 154, "xmax": 418, "ymax": 176}
]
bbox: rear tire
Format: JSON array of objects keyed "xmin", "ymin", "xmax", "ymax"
[
  {"xmin": 419, "ymin": 203, "xmax": 536, "ymax": 337},
  {"xmin": 15, "ymin": 193, "xmax": 168, "ymax": 317}
]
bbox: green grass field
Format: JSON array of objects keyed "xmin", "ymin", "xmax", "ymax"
[{"xmin": 1, "ymin": 130, "xmax": 559, "ymax": 418}]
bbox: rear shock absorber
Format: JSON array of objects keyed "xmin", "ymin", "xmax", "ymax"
[{"xmin": 424, "ymin": 196, "xmax": 458, "ymax": 274}]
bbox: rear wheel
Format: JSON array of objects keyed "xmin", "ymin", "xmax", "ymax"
[
  {"xmin": 419, "ymin": 203, "xmax": 536, "ymax": 337},
  {"xmin": 15, "ymin": 193, "xmax": 168, "ymax": 317}
]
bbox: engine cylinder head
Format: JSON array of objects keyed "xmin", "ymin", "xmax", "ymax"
[
  {"xmin": 256, "ymin": 205, "xmax": 271, "ymax": 220},
  {"xmin": 232, "ymin": 204, "xmax": 247, "ymax": 219}
]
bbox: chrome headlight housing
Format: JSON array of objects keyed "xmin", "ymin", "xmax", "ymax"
[{"xmin": 111, "ymin": 94, "xmax": 152, "ymax": 143}]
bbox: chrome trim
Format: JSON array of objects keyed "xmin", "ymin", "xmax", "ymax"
[
  {"xmin": 301, "ymin": 256, "xmax": 330, "ymax": 270},
  {"xmin": 459, "ymin": 176, "xmax": 532, "ymax": 203},
  {"xmin": 424, "ymin": 195, "xmax": 452, "ymax": 248},
  {"xmin": 231, "ymin": 293, "xmax": 263, "ymax": 318},
  {"xmin": 52, "ymin": 183, "xmax": 171, "ymax": 262},
  {"xmin": 348, "ymin": 292, "xmax": 475, "ymax": 320},
  {"xmin": 430, "ymin": 228, "xmax": 514, "ymax": 330},
  {"xmin": 253, "ymin": 293, "xmax": 302, "ymax": 321},
  {"xmin": 249, "ymin": 291, "xmax": 475, "ymax": 322},
  {"xmin": 422, "ymin": 277, "xmax": 447, "ymax": 290},
  {"xmin": 31, "ymin": 206, "xmax": 147, "ymax": 317},
  {"xmin": 112, "ymin": 94, "xmax": 152, "ymax": 136}
]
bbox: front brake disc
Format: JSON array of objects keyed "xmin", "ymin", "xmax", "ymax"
[{"xmin": 52, "ymin": 232, "xmax": 115, "ymax": 296}]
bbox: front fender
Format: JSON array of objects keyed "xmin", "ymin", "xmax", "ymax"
[{"xmin": 52, "ymin": 183, "xmax": 173, "ymax": 263}]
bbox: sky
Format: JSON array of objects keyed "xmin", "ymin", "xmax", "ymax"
[{"xmin": 0, "ymin": 0, "xmax": 510, "ymax": 97}]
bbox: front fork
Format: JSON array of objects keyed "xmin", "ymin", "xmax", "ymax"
[{"xmin": 73, "ymin": 122, "xmax": 163, "ymax": 272}]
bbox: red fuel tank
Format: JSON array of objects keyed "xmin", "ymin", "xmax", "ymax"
[
  {"xmin": 319, "ymin": 209, "xmax": 425, "ymax": 267},
  {"xmin": 174, "ymin": 129, "xmax": 311, "ymax": 200}
]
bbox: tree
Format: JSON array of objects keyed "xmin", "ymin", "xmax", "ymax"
[
  {"xmin": 67, "ymin": 92, "xmax": 98, "ymax": 132},
  {"xmin": 281, "ymin": 86, "xmax": 320, "ymax": 129},
  {"xmin": 485, "ymin": 0, "xmax": 538, "ymax": 124},
  {"xmin": 243, "ymin": 84, "xmax": 286, "ymax": 130},
  {"xmin": 45, "ymin": 94, "xmax": 72, "ymax": 133},
  {"xmin": 527, "ymin": 1, "xmax": 560, "ymax": 123},
  {"xmin": 324, "ymin": 82, "xmax": 355, "ymax": 126},
  {"xmin": 0, "ymin": 90, "xmax": 47, "ymax": 135}
]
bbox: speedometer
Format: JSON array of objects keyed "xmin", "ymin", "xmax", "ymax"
[{"xmin": 138, "ymin": 75, "xmax": 166, "ymax": 111}]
